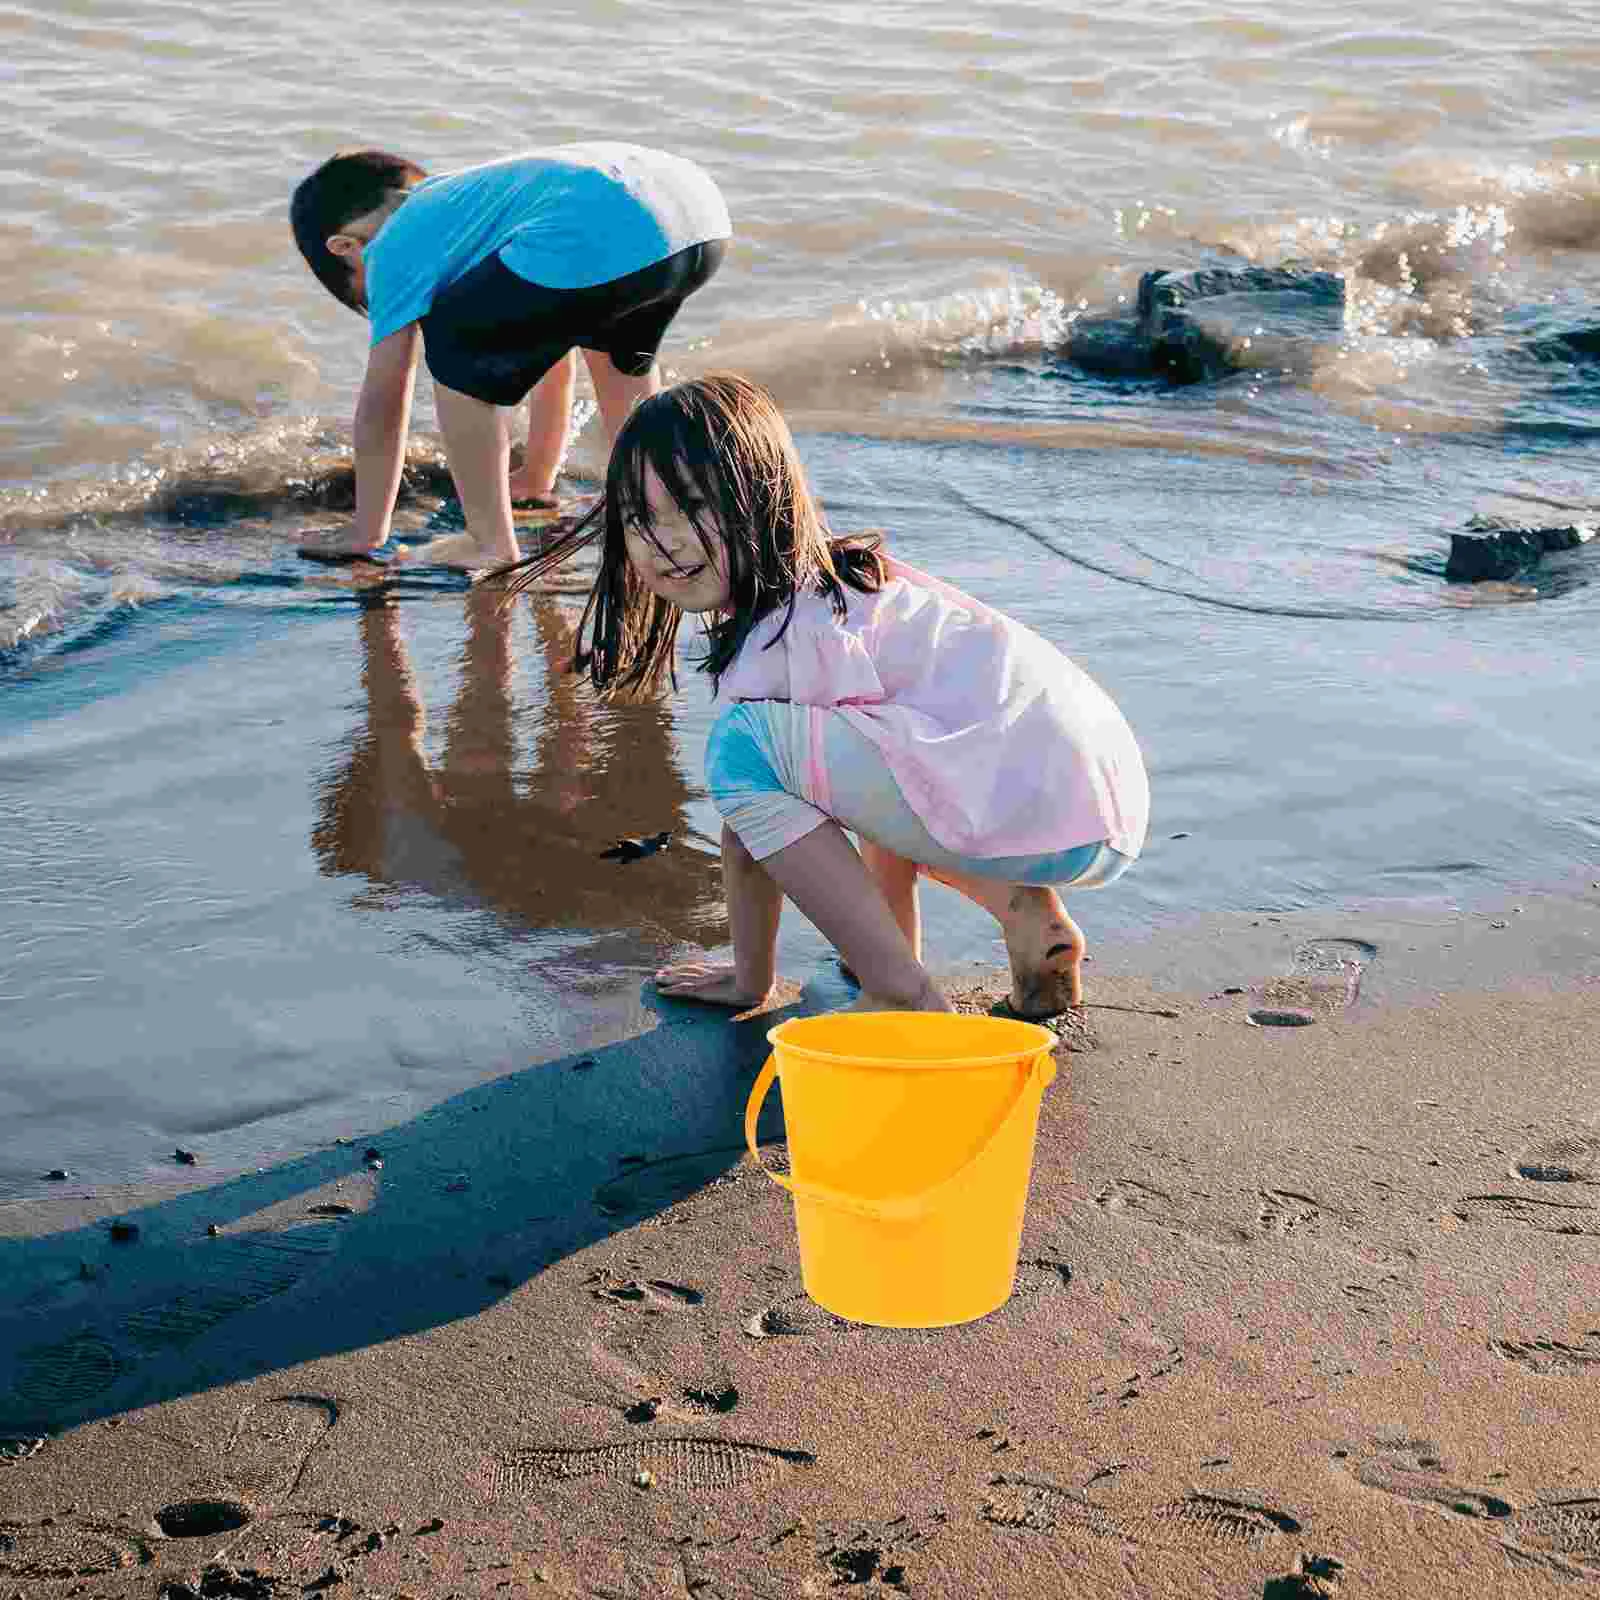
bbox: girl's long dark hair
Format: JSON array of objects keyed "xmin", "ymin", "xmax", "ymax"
[{"xmin": 495, "ymin": 373, "xmax": 884, "ymax": 697}]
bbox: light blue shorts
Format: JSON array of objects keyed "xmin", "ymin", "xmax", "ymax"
[{"xmin": 705, "ymin": 701, "xmax": 1134, "ymax": 889}]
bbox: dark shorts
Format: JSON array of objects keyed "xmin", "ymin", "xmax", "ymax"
[{"xmin": 419, "ymin": 238, "xmax": 726, "ymax": 406}]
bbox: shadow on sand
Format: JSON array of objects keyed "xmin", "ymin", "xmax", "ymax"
[
  {"xmin": 0, "ymin": 577, "xmax": 854, "ymax": 1439},
  {"xmin": 0, "ymin": 978, "xmax": 839, "ymax": 1439}
]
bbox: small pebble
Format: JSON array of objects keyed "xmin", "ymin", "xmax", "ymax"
[
  {"xmin": 634, "ymin": 1468, "xmax": 655, "ymax": 1489},
  {"xmin": 1488, "ymin": 920, "xmax": 1508, "ymax": 930},
  {"xmin": 415, "ymin": 1517, "xmax": 444, "ymax": 1536}
]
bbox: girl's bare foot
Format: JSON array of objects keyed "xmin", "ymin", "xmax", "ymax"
[
  {"xmin": 404, "ymin": 532, "xmax": 515, "ymax": 573},
  {"xmin": 1001, "ymin": 888, "xmax": 1085, "ymax": 1017},
  {"xmin": 843, "ymin": 972, "xmax": 952, "ymax": 1014},
  {"xmin": 653, "ymin": 960, "xmax": 773, "ymax": 1010}
]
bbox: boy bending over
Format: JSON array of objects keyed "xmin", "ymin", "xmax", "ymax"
[{"xmin": 290, "ymin": 144, "xmax": 730, "ymax": 569}]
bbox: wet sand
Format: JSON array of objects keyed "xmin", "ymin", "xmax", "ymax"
[{"xmin": 2, "ymin": 896, "xmax": 1598, "ymax": 1598}]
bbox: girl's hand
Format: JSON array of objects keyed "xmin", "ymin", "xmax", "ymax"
[{"xmin": 653, "ymin": 960, "xmax": 772, "ymax": 1010}]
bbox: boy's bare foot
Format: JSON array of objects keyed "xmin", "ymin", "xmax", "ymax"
[
  {"xmin": 653, "ymin": 960, "xmax": 774, "ymax": 1010},
  {"xmin": 507, "ymin": 470, "xmax": 558, "ymax": 507},
  {"xmin": 1002, "ymin": 888, "xmax": 1085, "ymax": 1018},
  {"xmin": 509, "ymin": 485, "xmax": 602, "ymax": 520}
]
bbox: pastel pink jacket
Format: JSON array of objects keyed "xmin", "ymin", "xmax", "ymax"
[{"xmin": 714, "ymin": 557, "xmax": 1149, "ymax": 860}]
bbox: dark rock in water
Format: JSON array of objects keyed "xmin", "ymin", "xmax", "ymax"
[
  {"xmin": 1446, "ymin": 516, "xmax": 1597, "ymax": 582},
  {"xmin": 109, "ymin": 1219, "xmax": 140, "ymax": 1242},
  {"xmin": 145, "ymin": 454, "xmax": 455, "ymax": 527},
  {"xmin": 1060, "ymin": 314, "xmax": 1164, "ymax": 378},
  {"xmin": 1062, "ymin": 262, "xmax": 1346, "ymax": 384},
  {"xmin": 174, "ymin": 1146, "xmax": 199, "ymax": 1165},
  {"xmin": 1525, "ymin": 325, "xmax": 1600, "ymax": 363},
  {"xmin": 599, "ymin": 830, "xmax": 672, "ymax": 863},
  {"xmin": 44, "ymin": 1167, "xmax": 69, "ymax": 1180},
  {"xmin": 293, "ymin": 456, "xmax": 456, "ymax": 513}
]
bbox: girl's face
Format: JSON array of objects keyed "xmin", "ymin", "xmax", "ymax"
[{"xmin": 624, "ymin": 467, "xmax": 732, "ymax": 614}]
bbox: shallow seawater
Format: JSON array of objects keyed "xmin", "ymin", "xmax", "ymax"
[
  {"xmin": 4, "ymin": 390, "xmax": 1597, "ymax": 1196},
  {"xmin": 4, "ymin": 0, "xmax": 1600, "ymax": 1195}
]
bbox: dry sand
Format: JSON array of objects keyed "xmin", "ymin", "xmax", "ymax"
[{"xmin": 2, "ymin": 894, "xmax": 1598, "ymax": 1598}]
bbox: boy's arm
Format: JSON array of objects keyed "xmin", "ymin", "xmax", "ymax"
[{"xmin": 350, "ymin": 326, "xmax": 421, "ymax": 548}]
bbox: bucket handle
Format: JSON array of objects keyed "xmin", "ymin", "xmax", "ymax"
[{"xmin": 742, "ymin": 1046, "xmax": 1055, "ymax": 1224}]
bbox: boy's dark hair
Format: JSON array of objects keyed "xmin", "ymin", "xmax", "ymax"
[
  {"xmin": 290, "ymin": 149, "xmax": 426, "ymax": 312},
  {"xmin": 498, "ymin": 373, "xmax": 884, "ymax": 698}
]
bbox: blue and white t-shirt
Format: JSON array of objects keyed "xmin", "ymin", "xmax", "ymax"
[{"xmin": 364, "ymin": 143, "xmax": 731, "ymax": 345}]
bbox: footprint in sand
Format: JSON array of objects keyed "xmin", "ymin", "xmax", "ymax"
[
  {"xmin": 592, "ymin": 1147, "xmax": 748, "ymax": 1222},
  {"xmin": 2, "ymin": 1331, "xmax": 123, "ymax": 1422},
  {"xmin": 1512, "ymin": 1131, "xmax": 1600, "ymax": 1185},
  {"xmin": 1343, "ymin": 1446, "xmax": 1600, "ymax": 1576},
  {"xmin": 1253, "ymin": 1189, "xmax": 1414, "ymax": 1282},
  {"xmin": 486, "ymin": 1436, "xmax": 816, "ymax": 1496},
  {"xmin": 1449, "ymin": 1193, "xmax": 1600, "ymax": 1234},
  {"xmin": 0, "ymin": 1407, "xmax": 328, "ymax": 1589},
  {"xmin": 800, "ymin": 1513, "xmax": 946, "ymax": 1591},
  {"xmin": 222, "ymin": 1394, "xmax": 339, "ymax": 1498},
  {"xmin": 120, "ymin": 1225, "xmax": 341, "ymax": 1357},
  {"xmin": 1256, "ymin": 1188, "xmax": 1343, "ymax": 1239},
  {"xmin": 1091, "ymin": 1178, "xmax": 1242, "ymax": 1249},
  {"xmin": 1337, "ymin": 1441, "xmax": 1514, "ymax": 1521},
  {"xmin": 743, "ymin": 1294, "xmax": 851, "ymax": 1340},
  {"xmin": 1489, "ymin": 1332, "xmax": 1600, "ymax": 1377},
  {"xmin": 1263, "ymin": 1553, "xmax": 1346, "ymax": 1598},
  {"xmin": 0, "ymin": 1223, "xmax": 341, "ymax": 1430},
  {"xmin": 580, "ymin": 1265, "xmax": 739, "ymax": 1424},
  {"xmin": 588, "ymin": 1273, "xmax": 705, "ymax": 1308},
  {"xmin": 981, "ymin": 1476, "xmax": 1301, "ymax": 1550},
  {"xmin": 586, "ymin": 1340, "xmax": 740, "ymax": 1426},
  {"xmin": 1505, "ymin": 1497, "xmax": 1600, "ymax": 1572},
  {"xmin": 0, "ymin": 1519, "xmax": 154, "ymax": 1583},
  {"xmin": 1258, "ymin": 938, "xmax": 1376, "ymax": 1018}
]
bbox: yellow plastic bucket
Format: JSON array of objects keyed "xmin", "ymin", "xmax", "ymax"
[{"xmin": 745, "ymin": 1011, "xmax": 1058, "ymax": 1328}]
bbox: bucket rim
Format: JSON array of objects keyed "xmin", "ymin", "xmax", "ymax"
[{"xmin": 765, "ymin": 1011, "xmax": 1056, "ymax": 1071}]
